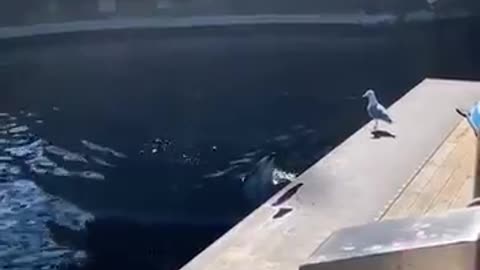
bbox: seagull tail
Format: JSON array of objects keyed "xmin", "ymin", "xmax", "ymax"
[{"xmin": 385, "ymin": 116, "xmax": 393, "ymax": 124}]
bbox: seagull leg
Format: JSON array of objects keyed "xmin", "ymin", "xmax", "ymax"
[{"xmin": 373, "ymin": 120, "xmax": 378, "ymax": 131}]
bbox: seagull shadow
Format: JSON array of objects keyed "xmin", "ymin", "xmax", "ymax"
[
  {"xmin": 271, "ymin": 183, "xmax": 304, "ymax": 207},
  {"xmin": 371, "ymin": 129, "xmax": 396, "ymax": 139},
  {"xmin": 272, "ymin": 207, "xmax": 293, "ymax": 219}
]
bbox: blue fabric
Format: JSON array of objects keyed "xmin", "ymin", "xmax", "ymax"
[{"xmin": 467, "ymin": 101, "xmax": 480, "ymax": 136}]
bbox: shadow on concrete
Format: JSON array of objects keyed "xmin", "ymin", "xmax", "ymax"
[
  {"xmin": 272, "ymin": 207, "xmax": 293, "ymax": 219},
  {"xmin": 371, "ymin": 130, "xmax": 396, "ymax": 139},
  {"xmin": 272, "ymin": 183, "xmax": 304, "ymax": 207}
]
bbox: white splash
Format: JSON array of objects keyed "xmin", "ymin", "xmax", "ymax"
[{"xmin": 272, "ymin": 168, "xmax": 296, "ymax": 185}]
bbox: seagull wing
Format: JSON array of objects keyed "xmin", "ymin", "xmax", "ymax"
[{"xmin": 369, "ymin": 103, "xmax": 393, "ymax": 123}]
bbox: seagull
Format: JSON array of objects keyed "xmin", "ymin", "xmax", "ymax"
[{"xmin": 362, "ymin": 89, "xmax": 393, "ymax": 131}]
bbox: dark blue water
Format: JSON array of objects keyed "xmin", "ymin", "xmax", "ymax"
[{"xmin": 0, "ymin": 19, "xmax": 479, "ymax": 269}]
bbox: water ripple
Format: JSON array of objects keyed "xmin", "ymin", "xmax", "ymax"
[
  {"xmin": 45, "ymin": 145, "xmax": 88, "ymax": 163},
  {"xmin": 0, "ymin": 110, "xmax": 126, "ymax": 268},
  {"xmin": 0, "ymin": 180, "xmax": 90, "ymax": 269},
  {"xmin": 81, "ymin": 140, "xmax": 127, "ymax": 159}
]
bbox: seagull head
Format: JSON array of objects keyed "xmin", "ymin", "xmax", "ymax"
[{"xmin": 362, "ymin": 89, "xmax": 375, "ymax": 98}]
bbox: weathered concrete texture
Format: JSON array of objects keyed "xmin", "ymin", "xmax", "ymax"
[
  {"xmin": 181, "ymin": 78, "xmax": 480, "ymax": 270},
  {"xmin": 301, "ymin": 206, "xmax": 480, "ymax": 270},
  {"xmin": 382, "ymin": 120, "xmax": 475, "ymax": 220}
]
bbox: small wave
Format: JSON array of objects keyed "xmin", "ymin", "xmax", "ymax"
[
  {"xmin": 26, "ymin": 155, "xmax": 56, "ymax": 167},
  {"xmin": 90, "ymin": 156, "xmax": 115, "ymax": 168},
  {"xmin": 76, "ymin": 171, "xmax": 105, "ymax": 181},
  {"xmin": 0, "ymin": 163, "xmax": 22, "ymax": 177},
  {"xmin": 243, "ymin": 150, "xmax": 261, "ymax": 157},
  {"xmin": 52, "ymin": 167, "xmax": 71, "ymax": 177},
  {"xmin": 25, "ymin": 112, "xmax": 37, "ymax": 118},
  {"xmin": 272, "ymin": 168, "xmax": 296, "ymax": 185},
  {"xmin": 0, "ymin": 180, "xmax": 90, "ymax": 268},
  {"xmin": 4, "ymin": 139, "xmax": 44, "ymax": 158},
  {"xmin": 0, "ymin": 112, "xmax": 114, "ymax": 182},
  {"xmin": 203, "ymin": 165, "xmax": 240, "ymax": 179},
  {"xmin": 45, "ymin": 145, "xmax": 88, "ymax": 163},
  {"xmin": 0, "ymin": 110, "xmax": 106, "ymax": 268},
  {"xmin": 272, "ymin": 134, "xmax": 291, "ymax": 142},
  {"xmin": 8, "ymin": 125, "xmax": 29, "ymax": 134},
  {"xmin": 0, "ymin": 123, "xmax": 18, "ymax": 130},
  {"xmin": 81, "ymin": 139, "xmax": 127, "ymax": 159},
  {"xmin": 229, "ymin": 157, "xmax": 253, "ymax": 165}
]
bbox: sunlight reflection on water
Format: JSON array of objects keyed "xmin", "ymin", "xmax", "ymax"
[{"xmin": 0, "ymin": 110, "xmax": 128, "ymax": 268}]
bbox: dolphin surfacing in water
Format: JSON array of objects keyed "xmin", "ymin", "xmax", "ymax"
[{"xmin": 242, "ymin": 154, "xmax": 277, "ymax": 207}]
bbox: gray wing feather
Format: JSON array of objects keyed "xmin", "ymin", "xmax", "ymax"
[{"xmin": 368, "ymin": 103, "xmax": 393, "ymax": 123}]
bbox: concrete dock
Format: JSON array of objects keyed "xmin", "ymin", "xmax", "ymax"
[
  {"xmin": 381, "ymin": 119, "xmax": 475, "ymax": 220},
  {"xmin": 181, "ymin": 78, "xmax": 480, "ymax": 270}
]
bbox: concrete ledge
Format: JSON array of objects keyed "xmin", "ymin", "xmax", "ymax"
[
  {"xmin": 181, "ymin": 78, "xmax": 480, "ymax": 270},
  {"xmin": 301, "ymin": 206, "xmax": 480, "ymax": 270}
]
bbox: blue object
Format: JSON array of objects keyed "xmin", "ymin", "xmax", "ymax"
[{"xmin": 466, "ymin": 101, "xmax": 480, "ymax": 137}]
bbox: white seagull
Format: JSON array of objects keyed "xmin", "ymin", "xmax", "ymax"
[{"xmin": 362, "ymin": 89, "xmax": 393, "ymax": 131}]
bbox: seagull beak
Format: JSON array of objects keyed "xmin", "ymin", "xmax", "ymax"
[{"xmin": 362, "ymin": 93, "xmax": 367, "ymax": 98}]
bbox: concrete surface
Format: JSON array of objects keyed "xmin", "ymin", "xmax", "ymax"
[
  {"xmin": 180, "ymin": 78, "xmax": 480, "ymax": 270},
  {"xmin": 301, "ymin": 206, "xmax": 480, "ymax": 270},
  {"xmin": 382, "ymin": 120, "xmax": 475, "ymax": 220}
]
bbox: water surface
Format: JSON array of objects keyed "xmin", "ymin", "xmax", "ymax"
[{"xmin": 0, "ymin": 19, "xmax": 478, "ymax": 269}]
